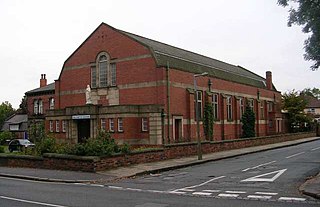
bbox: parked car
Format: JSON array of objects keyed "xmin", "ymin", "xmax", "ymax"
[{"xmin": 8, "ymin": 139, "xmax": 35, "ymax": 152}]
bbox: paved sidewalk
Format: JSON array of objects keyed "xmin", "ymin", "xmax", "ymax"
[{"xmin": 0, "ymin": 136, "xmax": 319, "ymax": 199}]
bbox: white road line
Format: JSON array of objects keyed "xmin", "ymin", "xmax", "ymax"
[
  {"xmin": 90, "ymin": 184, "xmax": 104, "ymax": 187},
  {"xmin": 255, "ymin": 192, "xmax": 278, "ymax": 196},
  {"xmin": 242, "ymin": 161, "xmax": 276, "ymax": 172},
  {"xmin": 192, "ymin": 192, "xmax": 212, "ymax": 196},
  {"xmin": 225, "ymin": 190, "xmax": 246, "ymax": 194},
  {"xmin": 285, "ymin": 152, "xmax": 305, "ymax": 159},
  {"xmin": 278, "ymin": 197, "xmax": 306, "ymax": 202},
  {"xmin": 108, "ymin": 186, "xmax": 123, "ymax": 190},
  {"xmin": 181, "ymin": 189, "xmax": 196, "ymax": 192},
  {"xmin": 126, "ymin": 188, "xmax": 142, "ymax": 192},
  {"xmin": 241, "ymin": 169, "xmax": 287, "ymax": 182},
  {"xmin": 173, "ymin": 176, "xmax": 225, "ymax": 192},
  {"xmin": 169, "ymin": 191, "xmax": 186, "ymax": 194},
  {"xmin": 203, "ymin": 190, "xmax": 221, "ymax": 193},
  {"xmin": 311, "ymin": 146, "xmax": 320, "ymax": 151},
  {"xmin": 218, "ymin": 193, "xmax": 239, "ymax": 198},
  {"xmin": 0, "ymin": 196, "xmax": 68, "ymax": 207},
  {"xmin": 247, "ymin": 195, "xmax": 272, "ymax": 200}
]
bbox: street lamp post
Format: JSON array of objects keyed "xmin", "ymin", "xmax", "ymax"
[{"xmin": 194, "ymin": 72, "xmax": 208, "ymax": 160}]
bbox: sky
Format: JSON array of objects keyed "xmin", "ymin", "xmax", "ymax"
[{"xmin": 0, "ymin": 0, "xmax": 318, "ymax": 109}]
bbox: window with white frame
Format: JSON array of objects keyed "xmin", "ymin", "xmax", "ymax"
[
  {"xmin": 100, "ymin": 118, "xmax": 106, "ymax": 131},
  {"xmin": 118, "ymin": 118, "xmax": 123, "ymax": 132},
  {"xmin": 33, "ymin": 100, "xmax": 38, "ymax": 114},
  {"xmin": 99, "ymin": 55, "xmax": 108, "ymax": 87},
  {"xmin": 142, "ymin": 117, "xmax": 148, "ymax": 132},
  {"xmin": 268, "ymin": 102, "xmax": 273, "ymax": 112},
  {"xmin": 248, "ymin": 99, "xmax": 254, "ymax": 111},
  {"xmin": 49, "ymin": 98, "xmax": 55, "ymax": 110},
  {"xmin": 38, "ymin": 100, "xmax": 43, "ymax": 114},
  {"xmin": 260, "ymin": 102, "xmax": 265, "ymax": 119},
  {"xmin": 62, "ymin": 120, "xmax": 66, "ymax": 132},
  {"xmin": 212, "ymin": 93, "xmax": 219, "ymax": 119},
  {"xmin": 227, "ymin": 96, "xmax": 232, "ymax": 120},
  {"xmin": 239, "ymin": 97, "xmax": 244, "ymax": 119},
  {"xmin": 109, "ymin": 118, "xmax": 114, "ymax": 132},
  {"xmin": 91, "ymin": 66, "xmax": 97, "ymax": 88},
  {"xmin": 196, "ymin": 91, "xmax": 203, "ymax": 120},
  {"xmin": 49, "ymin": 121, "xmax": 53, "ymax": 132},
  {"xmin": 56, "ymin": 120, "xmax": 60, "ymax": 132},
  {"xmin": 110, "ymin": 63, "xmax": 116, "ymax": 86}
]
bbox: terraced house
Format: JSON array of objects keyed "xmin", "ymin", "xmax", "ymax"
[{"xmin": 26, "ymin": 23, "xmax": 283, "ymax": 145}]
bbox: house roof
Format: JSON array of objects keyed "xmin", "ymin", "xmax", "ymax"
[
  {"xmin": 25, "ymin": 82, "xmax": 55, "ymax": 96},
  {"xmin": 1, "ymin": 114, "xmax": 28, "ymax": 131},
  {"xmin": 117, "ymin": 26, "xmax": 275, "ymax": 90},
  {"xmin": 58, "ymin": 22, "xmax": 277, "ymax": 90},
  {"xmin": 303, "ymin": 96, "xmax": 320, "ymax": 108}
]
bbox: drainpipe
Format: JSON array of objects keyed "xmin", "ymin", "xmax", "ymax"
[{"xmin": 166, "ymin": 62, "xmax": 170, "ymax": 144}]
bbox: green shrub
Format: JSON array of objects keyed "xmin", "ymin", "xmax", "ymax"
[
  {"xmin": 0, "ymin": 146, "xmax": 5, "ymax": 153},
  {"xmin": 0, "ymin": 131, "xmax": 13, "ymax": 145},
  {"xmin": 36, "ymin": 137, "xmax": 57, "ymax": 155},
  {"xmin": 120, "ymin": 143, "xmax": 131, "ymax": 154}
]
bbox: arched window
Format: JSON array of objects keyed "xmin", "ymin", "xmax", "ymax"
[
  {"xmin": 38, "ymin": 99, "xmax": 43, "ymax": 114},
  {"xmin": 91, "ymin": 52, "xmax": 116, "ymax": 88},
  {"xmin": 99, "ymin": 55, "xmax": 108, "ymax": 87},
  {"xmin": 49, "ymin": 98, "xmax": 55, "ymax": 110}
]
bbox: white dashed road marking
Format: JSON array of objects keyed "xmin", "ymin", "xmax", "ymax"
[
  {"xmin": 192, "ymin": 192, "xmax": 212, "ymax": 196},
  {"xmin": 278, "ymin": 197, "xmax": 306, "ymax": 202},
  {"xmin": 255, "ymin": 192, "xmax": 278, "ymax": 196},
  {"xmin": 218, "ymin": 193, "xmax": 239, "ymax": 198},
  {"xmin": 247, "ymin": 195, "xmax": 272, "ymax": 200},
  {"xmin": 285, "ymin": 152, "xmax": 305, "ymax": 159}
]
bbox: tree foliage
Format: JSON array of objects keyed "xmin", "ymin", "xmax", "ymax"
[
  {"xmin": 0, "ymin": 101, "xmax": 15, "ymax": 129},
  {"xmin": 300, "ymin": 87, "xmax": 320, "ymax": 99},
  {"xmin": 17, "ymin": 95, "xmax": 28, "ymax": 114},
  {"xmin": 203, "ymin": 102, "xmax": 214, "ymax": 141},
  {"xmin": 241, "ymin": 104, "xmax": 256, "ymax": 138},
  {"xmin": 278, "ymin": 0, "xmax": 320, "ymax": 70},
  {"xmin": 282, "ymin": 90, "xmax": 312, "ymax": 132}
]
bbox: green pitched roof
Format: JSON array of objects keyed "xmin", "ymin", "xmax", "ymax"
[{"xmin": 117, "ymin": 27, "xmax": 275, "ymax": 90}]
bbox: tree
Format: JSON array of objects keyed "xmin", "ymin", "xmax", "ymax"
[
  {"xmin": 278, "ymin": 0, "xmax": 320, "ymax": 70},
  {"xmin": 17, "ymin": 95, "xmax": 28, "ymax": 114},
  {"xmin": 241, "ymin": 104, "xmax": 256, "ymax": 138},
  {"xmin": 300, "ymin": 87, "xmax": 320, "ymax": 99},
  {"xmin": 282, "ymin": 90, "xmax": 312, "ymax": 132},
  {"xmin": 0, "ymin": 101, "xmax": 15, "ymax": 129},
  {"xmin": 203, "ymin": 102, "xmax": 214, "ymax": 141}
]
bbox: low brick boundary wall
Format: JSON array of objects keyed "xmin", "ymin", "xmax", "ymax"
[{"xmin": 0, "ymin": 132, "xmax": 316, "ymax": 172}]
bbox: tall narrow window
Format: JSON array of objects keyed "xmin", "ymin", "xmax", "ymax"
[
  {"xmin": 109, "ymin": 118, "xmax": 114, "ymax": 132},
  {"xmin": 118, "ymin": 118, "xmax": 123, "ymax": 132},
  {"xmin": 196, "ymin": 91, "xmax": 203, "ymax": 120},
  {"xmin": 49, "ymin": 120, "xmax": 53, "ymax": 132},
  {"xmin": 227, "ymin": 96, "xmax": 232, "ymax": 120},
  {"xmin": 62, "ymin": 120, "xmax": 67, "ymax": 132},
  {"xmin": 33, "ymin": 100, "xmax": 38, "ymax": 114},
  {"xmin": 268, "ymin": 102, "xmax": 274, "ymax": 112},
  {"xmin": 99, "ymin": 55, "xmax": 108, "ymax": 87},
  {"xmin": 56, "ymin": 120, "xmax": 60, "ymax": 132},
  {"xmin": 239, "ymin": 98, "xmax": 244, "ymax": 119},
  {"xmin": 110, "ymin": 63, "xmax": 116, "ymax": 86},
  {"xmin": 248, "ymin": 99, "xmax": 254, "ymax": 111},
  {"xmin": 38, "ymin": 100, "xmax": 43, "ymax": 114},
  {"xmin": 212, "ymin": 93, "xmax": 219, "ymax": 119},
  {"xmin": 100, "ymin": 118, "xmax": 106, "ymax": 131},
  {"xmin": 49, "ymin": 98, "xmax": 55, "ymax": 110},
  {"xmin": 260, "ymin": 102, "xmax": 265, "ymax": 119},
  {"xmin": 91, "ymin": 66, "xmax": 97, "ymax": 88},
  {"xmin": 142, "ymin": 118, "xmax": 148, "ymax": 132}
]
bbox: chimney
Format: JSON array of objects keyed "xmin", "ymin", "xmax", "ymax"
[
  {"xmin": 40, "ymin": 74, "xmax": 47, "ymax": 88},
  {"xmin": 266, "ymin": 71, "xmax": 272, "ymax": 90}
]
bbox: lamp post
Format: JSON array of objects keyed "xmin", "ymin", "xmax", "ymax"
[{"xmin": 194, "ymin": 72, "xmax": 208, "ymax": 160}]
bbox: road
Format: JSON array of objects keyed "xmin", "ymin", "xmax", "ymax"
[{"xmin": 1, "ymin": 140, "xmax": 320, "ymax": 206}]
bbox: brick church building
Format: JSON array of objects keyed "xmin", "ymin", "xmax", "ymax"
[{"xmin": 26, "ymin": 23, "xmax": 283, "ymax": 145}]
